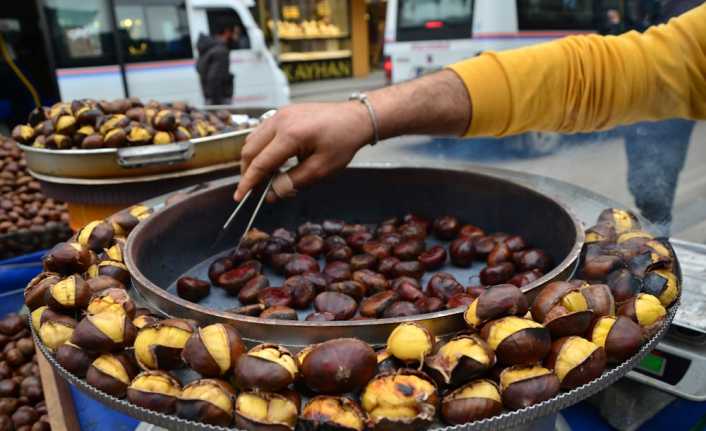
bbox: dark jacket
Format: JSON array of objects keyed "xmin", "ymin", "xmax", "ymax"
[{"xmin": 196, "ymin": 34, "xmax": 233, "ymax": 104}]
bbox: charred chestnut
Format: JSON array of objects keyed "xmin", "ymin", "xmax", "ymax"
[
  {"xmin": 618, "ymin": 293, "xmax": 667, "ymax": 339},
  {"xmin": 449, "ymin": 238, "xmax": 475, "ymax": 267},
  {"xmin": 605, "ymin": 269, "xmax": 641, "ymax": 303},
  {"xmin": 425, "ymin": 334, "xmax": 495, "ymax": 387},
  {"xmin": 233, "ymin": 344, "xmax": 297, "ymax": 392},
  {"xmin": 590, "ymin": 316, "xmax": 642, "ymax": 363},
  {"xmin": 499, "ymin": 365, "xmax": 560, "ymax": 410},
  {"xmin": 314, "ymin": 292, "xmax": 358, "ymax": 321},
  {"xmin": 387, "ymin": 322, "xmax": 435, "ymax": 365},
  {"xmin": 182, "ymin": 323, "xmax": 245, "ymax": 377},
  {"xmin": 427, "ymin": 272, "xmax": 465, "ymax": 302},
  {"xmin": 300, "ymin": 338, "xmax": 376, "ymax": 394},
  {"xmin": 642, "ymin": 269, "xmax": 679, "ymax": 307},
  {"xmin": 544, "ymin": 336, "xmax": 606, "ymax": 390},
  {"xmin": 134, "ymin": 319, "xmax": 195, "ymax": 370},
  {"xmin": 176, "ymin": 277, "xmax": 210, "ymax": 303},
  {"xmin": 582, "ymin": 255, "xmax": 624, "ymax": 281},
  {"xmin": 86, "ymin": 352, "xmax": 138, "ymax": 398},
  {"xmin": 480, "ymin": 262, "xmax": 516, "ymax": 286},
  {"xmin": 234, "ymin": 391, "xmax": 297, "ymax": 431},
  {"xmin": 177, "ymin": 379, "xmax": 235, "ymax": 426},
  {"xmin": 480, "ymin": 316, "xmax": 551, "ymax": 366},
  {"xmin": 71, "ymin": 309, "xmax": 137, "ymax": 353},
  {"xmin": 441, "ymin": 379, "xmax": 502, "ymax": 425},
  {"xmin": 127, "ymin": 370, "xmax": 181, "ymax": 413},
  {"xmin": 361, "ymin": 370, "xmax": 437, "ymax": 431}
]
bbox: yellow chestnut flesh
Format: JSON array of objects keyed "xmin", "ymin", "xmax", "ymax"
[
  {"xmin": 130, "ymin": 372, "xmax": 181, "ymax": 396},
  {"xmin": 591, "ymin": 316, "xmax": 615, "ymax": 349},
  {"xmin": 200, "ymin": 324, "xmax": 231, "ymax": 374},
  {"xmin": 362, "ymin": 374, "xmax": 436, "ymax": 420},
  {"xmin": 500, "ymin": 365, "xmax": 553, "ymax": 390},
  {"xmin": 88, "ymin": 312, "xmax": 128, "ymax": 343},
  {"xmin": 554, "ymin": 337, "xmax": 599, "ymax": 382},
  {"xmin": 303, "ymin": 397, "xmax": 364, "ymax": 431},
  {"xmin": 39, "ymin": 321, "xmax": 74, "ymax": 351},
  {"xmin": 236, "ymin": 393, "xmax": 297, "ymax": 427},
  {"xmin": 485, "ymin": 317, "xmax": 543, "ymax": 350},
  {"xmin": 248, "ymin": 346, "xmax": 298, "ymax": 378},
  {"xmin": 31, "ymin": 306, "xmax": 48, "ymax": 331},
  {"xmin": 561, "ymin": 291, "xmax": 588, "ymax": 313},
  {"xmin": 464, "ymin": 299, "xmax": 480, "ymax": 327},
  {"xmin": 93, "ymin": 354, "xmax": 130, "ymax": 385},
  {"xmin": 454, "ymin": 379, "xmax": 501, "ymax": 402},
  {"xmin": 387, "ymin": 322, "xmax": 434, "ymax": 363},
  {"xmin": 634, "ymin": 294, "xmax": 667, "ymax": 327},
  {"xmin": 134, "ymin": 325, "xmax": 192, "ymax": 369},
  {"xmin": 50, "ymin": 277, "xmax": 78, "ymax": 307},
  {"xmin": 182, "ymin": 381, "xmax": 232, "ymax": 414}
]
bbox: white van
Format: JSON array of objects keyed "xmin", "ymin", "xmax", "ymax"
[{"xmin": 43, "ymin": 0, "xmax": 289, "ymax": 108}]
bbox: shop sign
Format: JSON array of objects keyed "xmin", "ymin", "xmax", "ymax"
[{"xmin": 282, "ymin": 58, "xmax": 352, "ymax": 82}]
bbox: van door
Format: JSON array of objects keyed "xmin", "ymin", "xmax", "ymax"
[{"xmin": 190, "ymin": 4, "xmax": 289, "ymax": 108}]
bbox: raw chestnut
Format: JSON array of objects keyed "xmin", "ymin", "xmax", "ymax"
[
  {"xmin": 393, "ymin": 277, "xmax": 424, "ymax": 302},
  {"xmin": 301, "ymin": 272, "xmax": 329, "ymax": 293},
  {"xmin": 300, "ymin": 338, "xmax": 376, "ymax": 394},
  {"xmin": 393, "ymin": 261, "xmax": 424, "ymax": 279},
  {"xmin": 218, "ymin": 265, "xmax": 258, "ymax": 295},
  {"xmin": 208, "ymin": 257, "xmax": 234, "ymax": 285},
  {"xmin": 71, "ymin": 309, "xmax": 137, "ymax": 353},
  {"xmin": 326, "ymin": 245, "xmax": 353, "ymax": 262},
  {"xmin": 480, "ymin": 316, "xmax": 551, "ymax": 366},
  {"xmin": 323, "ymin": 261, "xmax": 352, "ymax": 282},
  {"xmin": 56, "ymin": 342, "xmax": 96, "ymax": 377},
  {"xmin": 134, "ymin": 319, "xmax": 195, "ymax": 370},
  {"xmin": 298, "ymin": 222, "xmax": 324, "ymax": 237},
  {"xmin": 459, "ymin": 224, "xmax": 485, "ymax": 239},
  {"xmin": 473, "ymin": 236, "xmax": 496, "ymax": 257},
  {"xmin": 297, "ymin": 234, "xmax": 325, "ymax": 257},
  {"xmin": 488, "ymin": 243, "xmax": 513, "ymax": 266},
  {"xmin": 617, "ymin": 293, "xmax": 667, "ymax": 339},
  {"xmin": 508, "ymin": 269, "xmax": 543, "ymax": 288},
  {"xmin": 284, "ymin": 254, "xmax": 320, "ymax": 277},
  {"xmin": 0, "ymin": 315, "xmax": 25, "ymax": 337},
  {"xmin": 480, "ymin": 262, "xmax": 516, "ymax": 286},
  {"xmin": 360, "ymin": 291, "xmax": 399, "ymax": 318},
  {"xmin": 238, "ymin": 275, "xmax": 269, "ymax": 304},
  {"xmin": 127, "ymin": 370, "xmax": 181, "ymax": 413},
  {"xmin": 327, "ymin": 281, "xmax": 366, "ymax": 301},
  {"xmin": 182, "ymin": 323, "xmax": 245, "ymax": 377},
  {"xmin": 418, "ymin": 245, "xmax": 447, "ymax": 271},
  {"xmin": 463, "ymin": 284, "xmax": 529, "ymax": 329},
  {"xmin": 282, "ymin": 276, "xmax": 316, "ymax": 309},
  {"xmin": 382, "ymin": 301, "xmax": 420, "ymax": 318},
  {"xmin": 45, "ymin": 274, "xmax": 90, "ymax": 312},
  {"xmin": 441, "ymin": 379, "xmax": 502, "ymax": 425},
  {"xmin": 0, "ymin": 381, "xmax": 17, "ymax": 398},
  {"xmin": 642, "ymin": 269, "xmax": 679, "ymax": 307},
  {"xmin": 398, "ymin": 222, "xmax": 428, "ymax": 240},
  {"xmin": 425, "ymin": 334, "xmax": 495, "ymax": 387},
  {"xmin": 449, "ymin": 238, "xmax": 475, "ymax": 267},
  {"xmin": 530, "ymin": 281, "xmax": 594, "ymax": 338},
  {"xmin": 322, "ymin": 219, "xmax": 345, "ymax": 236},
  {"xmin": 433, "ymin": 215, "xmax": 461, "ymax": 240},
  {"xmin": 177, "ymin": 379, "xmax": 235, "ymax": 427},
  {"xmin": 590, "ymin": 316, "xmax": 642, "ymax": 363},
  {"xmin": 387, "ymin": 322, "xmax": 434, "ymax": 364},
  {"xmin": 176, "ymin": 277, "xmax": 210, "ymax": 302},
  {"xmin": 23, "ymin": 272, "xmax": 60, "ymax": 311},
  {"xmin": 514, "ymin": 249, "xmax": 552, "ymax": 272},
  {"xmin": 415, "ymin": 296, "xmax": 445, "ymax": 314},
  {"xmin": 352, "ymin": 270, "xmax": 388, "ymax": 295},
  {"xmin": 393, "ymin": 239, "xmax": 425, "ymax": 261},
  {"xmin": 86, "ymin": 352, "xmax": 138, "ymax": 398},
  {"xmin": 261, "ymin": 306, "xmax": 298, "ymax": 320},
  {"xmin": 234, "ymin": 391, "xmax": 297, "ymax": 431},
  {"xmin": 228, "ymin": 304, "xmax": 265, "ymax": 317},
  {"xmin": 350, "ymin": 254, "xmax": 377, "ymax": 271},
  {"xmin": 499, "ymin": 365, "xmax": 560, "ymax": 410},
  {"xmin": 377, "ymin": 256, "xmax": 400, "ymax": 278},
  {"xmin": 346, "ymin": 231, "xmax": 374, "ymax": 252},
  {"xmin": 300, "ymin": 396, "xmax": 366, "ymax": 431},
  {"xmin": 427, "ymin": 272, "xmax": 464, "ymax": 302},
  {"xmin": 361, "ymin": 370, "xmax": 437, "ymax": 431},
  {"xmin": 503, "ymin": 235, "xmax": 527, "ymax": 252},
  {"xmin": 544, "ymin": 336, "xmax": 606, "ymax": 390},
  {"xmin": 258, "ymin": 287, "xmax": 293, "ymax": 308},
  {"xmin": 11, "ymin": 405, "xmax": 38, "ymax": 429},
  {"xmin": 314, "ymin": 292, "xmax": 357, "ymax": 321},
  {"xmin": 447, "ymin": 293, "xmax": 476, "ymax": 309},
  {"xmin": 305, "ymin": 312, "xmax": 335, "ymax": 322},
  {"xmin": 362, "ymin": 241, "xmax": 392, "ymax": 260},
  {"xmin": 233, "ymin": 344, "xmax": 297, "ymax": 392}
]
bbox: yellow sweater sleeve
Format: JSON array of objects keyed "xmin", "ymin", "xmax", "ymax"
[{"xmin": 448, "ymin": 4, "xmax": 706, "ymax": 137}]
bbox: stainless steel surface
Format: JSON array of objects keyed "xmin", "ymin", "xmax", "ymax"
[
  {"xmin": 668, "ymin": 239, "xmax": 706, "ymax": 334},
  {"xmin": 33, "ymin": 301, "xmax": 679, "ymax": 431},
  {"xmin": 18, "ymin": 129, "xmax": 249, "ymax": 179},
  {"xmin": 125, "ymin": 163, "xmax": 584, "ymax": 349}
]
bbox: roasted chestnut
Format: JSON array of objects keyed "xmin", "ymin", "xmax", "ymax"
[
  {"xmin": 427, "ymin": 272, "xmax": 465, "ymax": 302},
  {"xmin": 86, "ymin": 352, "xmax": 138, "ymax": 398},
  {"xmin": 285, "ymin": 254, "xmax": 320, "ymax": 277},
  {"xmin": 544, "ymin": 336, "xmax": 606, "ymax": 390},
  {"xmin": 360, "ymin": 291, "xmax": 399, "ymax": 318},
  {"xmin": 323, "ymin": 261, "xmax": 352, "ymax": 282},
  {"xmin": 480, "ymin": 316, "xmax": 551, "ymax": 366},
  {"xmin": 463, "ymin": 284, "xmax": 529, "ymax": 329},
  {"xmin": 134, "ymin": 319, "xmax": 195, "ymax": 370},
  {"xmin": 580, "ymin": 283, "xmax": 616, "ymax": 319},
  {"xmin": 597, "ymin": 208, "xmax": 640, "ymax": 234},
  {"xmin": 109, "ymin": 205, "xmax": 151, "ymax": 236},
  {"xmin": 441, "ymin": 379, "xmax": 502, "ymax": 425},
  {"xmin": 449, "ymin": 238, "xmax": 475, "ymax": 267},
  {"xmin": 361, "ymin": 370, "xmax": 437, "ymax": 431},
  {"xmin": 642, "ymin": 269, "xmax": 679, "ymax": 307},
  {"xmin": 300, "ymin": 338, "xmax": 376, "ymax": 394},
  {"xmin": 387, "ymin": 322, "xmax": 435, "ymax": 365},
  {"xmin": 97, "ymin": 260, "xmax": 130, "ymax": 285},
  {"xmin": 314, "ymin": 292, "xmax": 357, "ymax": 321},
  {"xmin": 480, "ymin": 262, "xmax": 516, "ymax": 286},
  {"xmin": 177, "ymin": 379, "xmax": 235, "ymax": 426},
  {"xmin": 71, "ymin": 309, "xmax": 137, "ymax": 353},
  {"xmin": 605, "ymin": 268, "xmax": 641, "ymax": 303},
  {"xmin": 182, "ymin": 323, "xmax": 245, "ymax": 377},
  {"xmin": 76, "ymin": 220, "xmax": 114, "ymax": 252},
  {"xmin": 233, "ymin": 344, "xmax": 297, "ymax": 392},
  {"xmin": 87, "ymin": 287, "xmax": 135, "ymax": 318},
  {"xmin": 43, "ymin": 242, "xmax": 92, "ymax": 275},
  {"xmin": 55, "ymin": 342, "xmax": 96, "ymax": 377},
  {"xmin": 499, "ymin": 365, "xmax": 560, "ymax": 410},
  {"xmin": 176, "ymin": 277, "xmax": 210, "ymax": 303},
  {"xmin": 127, "ymin": 370, "xmax": 181, "ymax": 413},
  {"xmin": 425, "ymin": 334, "xmax": 495, "ymax": 387},
  {"xmin": 582, "ymin": 255, "xmax": 624, "ymax": 281},
  {"xmin": 234, "ymin": 391, "xmax": 297, "ymax": 431},
  {"xmin": 418, "ymin": 245, "xmax": 447, "ymax": 271},
  {"xmin": 24, "ymin": 272, "xmax": 60, "ymax": 311},
  {"xmin": 38, "ymin": 313, "xmax": 77, "ymax": 352},
  {"xmin": 86, "ymin": 275, "xmax": 126, "ymax": 294},
  {"xmin": 382, "ymin": 301, "xmax": 420, "ymax": 318},
  {"xmin": 530, "ymin": 281, "xmax": 594, "ymax": 338},
  {"xmin": 590, "ymin": 316, "xmax": 642, "ymax": 362},
  {"xmin": 282, "ymin": 276, "xmax": 316, "ymax": 309},
  {"xmin": 299, "ymin": 397, "xmax": 366, "ymax": 431},
  {"xmin": 617, "ymin": 293, "xmax": 667, "ymax": 339}
]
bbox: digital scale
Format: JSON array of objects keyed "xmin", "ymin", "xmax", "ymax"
[{"xmin": 627, "ymin": 238, "xmax": 706, "ymax": 401}]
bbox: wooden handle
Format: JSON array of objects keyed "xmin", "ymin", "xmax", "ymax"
[{"xmin": 36, "ymin": 341, "xmax": 80, "ymax": 431}]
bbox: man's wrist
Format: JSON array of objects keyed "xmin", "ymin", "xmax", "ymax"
[{"xmin": 349, "ymin": 93, "xmax": 380, "ymax": 147}]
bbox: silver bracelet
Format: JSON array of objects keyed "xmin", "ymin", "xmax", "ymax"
[{"xmin": 349, "ymin": 92, "xmax": 380, "ymax": 146}]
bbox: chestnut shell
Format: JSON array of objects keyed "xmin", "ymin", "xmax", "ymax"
[{"xmin": 300, "ymin": 338, "xmax": 376, "ymax": 394}]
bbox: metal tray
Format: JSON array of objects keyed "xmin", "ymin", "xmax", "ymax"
[
  {"xmin": 125, "ymin": 164, "xmax": 585, "ymax": 349},
  {"xmin": 18, "ymin": 129, "xmax": 249, "ymax": 180},
  {"xmin": 32, "ymin": 302, "xmax": 678, "ymax": 431}
]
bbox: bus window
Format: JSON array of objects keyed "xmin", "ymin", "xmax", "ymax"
[
  {"xmin": 206, "ymin": 8, "xmax": 251, "ymax": 50},
  {"xmin": 43, "ymin": 0, "xmax": 117, "ymax": 67},
  {"xmin": 115, "ymin": 0, "xmax": 192, "ymax": 62},
  {"xmin": 517, "ymin": 0, "xmax": 597, "ymax": 31},
  {"xmin": 396, "ymin": 0, "xmax": 473, "ymax": 42}
]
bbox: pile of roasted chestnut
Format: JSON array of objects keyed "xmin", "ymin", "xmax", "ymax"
[
  {"xmin": 11, "ymin": 98, "xmax": 237, "ymax": 150},
  {"xmin": 183, "ymin": 214, "xmax": 553, "ymax": 320},
  {"xmin": 0, "ymin": 137, "xmax": 71, "ymax": 259},
  {"xmin": 0, "ymin": 313, "xmax": 50, "ymax": 431}
]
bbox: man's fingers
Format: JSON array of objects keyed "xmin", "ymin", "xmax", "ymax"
[
  {"xmin": 284, "ymin": 155, "xmax": 328, "ymax": 191},
  {"xmin": 239, "ymin": 119, "xmax": 277, "ymax": 180},
  {"xmin": 235, "ymin": 137, "xmax": 294, "ymax": 201}
]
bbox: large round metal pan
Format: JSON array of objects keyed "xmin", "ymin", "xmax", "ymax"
[
  {"xmin": 18, "ymin": 128, "xmax": 248, "ymax": 179},
  {"xmin": 126, "ymin": 164, "xmax": 585, "ymax": 348}
]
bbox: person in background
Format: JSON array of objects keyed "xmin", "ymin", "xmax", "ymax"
[
  {"xmin": 620, "ymin": 0, "xmax": 703, "ymax": 235},
  {"xmin": 604, "ymin": 9, "xmax": 627, "ymax": 35},
  {"xmin": 196, "ymin": 17, "xmax": 236, "ymax": 105}
]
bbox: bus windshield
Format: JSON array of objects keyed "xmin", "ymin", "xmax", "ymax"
[{"xmin": 397, "ymin": 0, "xmax": 473, "ymax": 41}]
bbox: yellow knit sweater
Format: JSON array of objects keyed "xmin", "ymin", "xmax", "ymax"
[{"xmin": 449, "ymin": 4, "xmax": 706, "ymax": 137}]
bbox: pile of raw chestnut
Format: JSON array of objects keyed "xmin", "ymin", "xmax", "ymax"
[
  {"xmin": 0, "ymin": 313, "xmax": 49, "ymax": 431},
  {"xmin": 11, "ymin": 98, "xmax": 237, "ymax": 150},
  {"xmin": 0, "ymin": 137, "xmax": 71, "ymax": 259},
  {"xmin": 180, "ymin": 214, "xmax": 553, "ymax": 320}
]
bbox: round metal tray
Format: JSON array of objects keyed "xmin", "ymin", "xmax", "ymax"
[
  {"xmin": 33, "ymin": 303, "xmax": 678, "ymax": 431},
  {"xmin": 125, "ymin": 164, "xmax": 585, "ymax": 348}
]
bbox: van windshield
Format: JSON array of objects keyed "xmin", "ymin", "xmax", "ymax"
[{"xmin": 397, "ymin": 0, "xmax": 473, "ymax": 41}]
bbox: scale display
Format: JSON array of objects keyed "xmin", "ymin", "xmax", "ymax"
[{"xmin": 634, "ymin": 349, "xmax": 690, "ymax": 385}]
